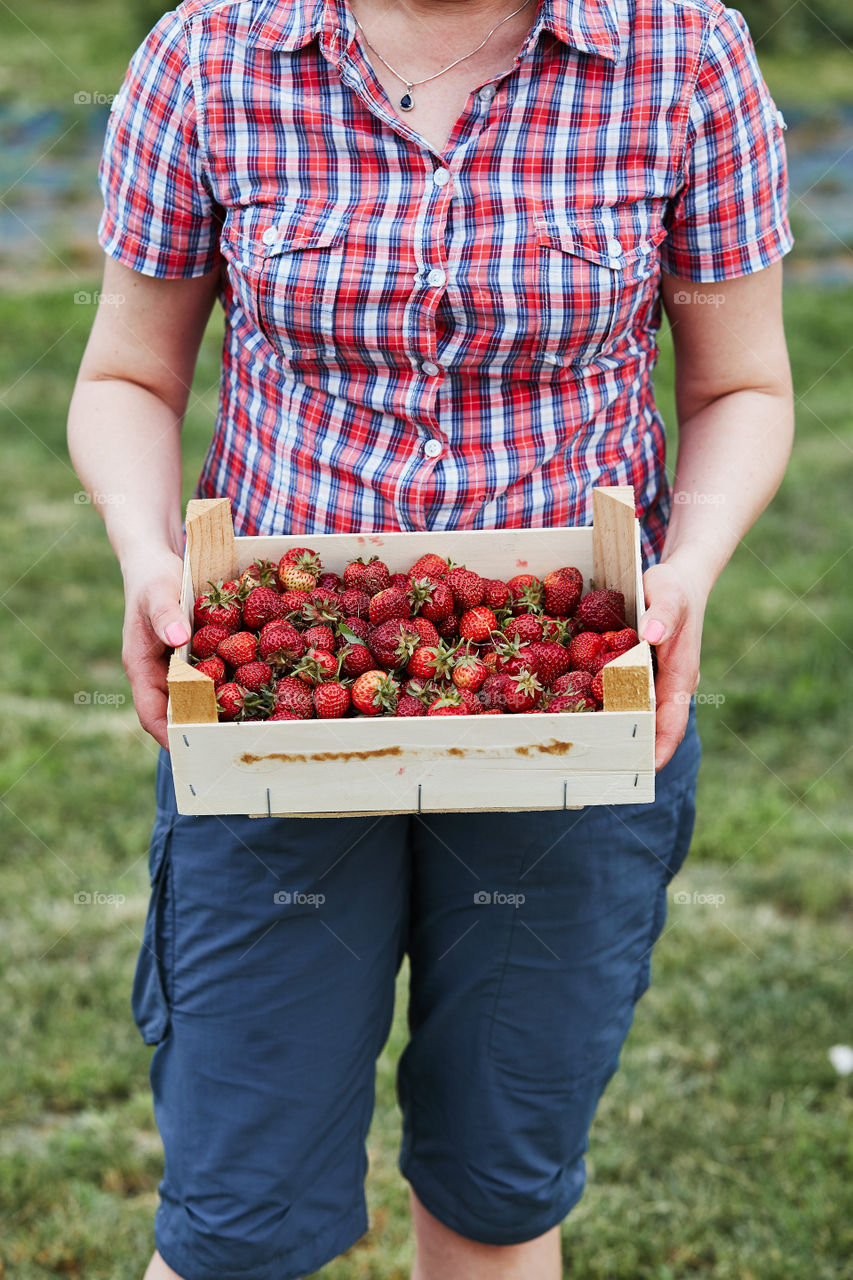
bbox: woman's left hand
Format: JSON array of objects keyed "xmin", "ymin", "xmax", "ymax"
[{"xmin": 638, "ymin": 559, "xmax": 710, "ymax": 770}]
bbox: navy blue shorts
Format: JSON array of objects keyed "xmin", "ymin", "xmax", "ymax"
[{"xmin": 134, "ymin": 706, "xmax": 700, "ymax": 1279}]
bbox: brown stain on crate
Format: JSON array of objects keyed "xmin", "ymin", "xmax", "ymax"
[{"xmin": 238, "ymin": 739, "xmax": 573, "ymax": 766}]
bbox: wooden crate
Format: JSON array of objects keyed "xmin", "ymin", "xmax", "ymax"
[{"xmin": 166, "ymin": 486, "xmax": 655, "ymax": 815}]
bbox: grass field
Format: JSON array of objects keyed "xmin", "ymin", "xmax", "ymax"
[{"xmin": 1, "ymin": 5, "xmax": 852, "ymax": 1276}]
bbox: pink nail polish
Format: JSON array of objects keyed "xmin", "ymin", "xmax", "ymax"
[
  {"xmin": 165, "ymin": 624, "xmax": 190, "ymax": 646},
  {"xmin": 643, "ymin": 621, "xmax": 665, "ymax": 644}
]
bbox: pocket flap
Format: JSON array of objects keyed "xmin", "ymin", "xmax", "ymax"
[
  {"xmin": 537, "ymin": 208, "xmax": 667, "ymax": 269},
  {"xmin": 223, "ymin": 203, "xmax": 349, "ymax": 259}
]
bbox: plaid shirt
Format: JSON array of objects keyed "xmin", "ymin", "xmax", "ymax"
[{"xmin": 99, "ymin": 0, "xmax": 792, "ymax": 564}]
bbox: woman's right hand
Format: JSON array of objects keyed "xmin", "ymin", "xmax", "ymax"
[{"xmin": 121, "ymin": 549, "xmax": 190, "ymax": 749}]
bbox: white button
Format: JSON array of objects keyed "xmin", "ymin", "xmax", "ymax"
[
  {"xmin": 426, "ymin": 268, "xmax": 446, "ymax": 287},
  {"xmin": 478, "ymin": 84, "xmax": 497, "ymax": 102},
  {"xmin": 262, "ymin": 226, "xmax": 279, "ymax": 245},
  {"xmin": 423, "ymin": 439, "xmax": 443, "ymax": 458},
  {"xmin": 542, "ymin": 352, "xmax": 560, "ymax": 365},
  {"xmin": 433, "ymin": 168, "xmax": 450, "ymax": 187},
  {"xmin": 776, "ymin": 109, "xmax": 787, "ymax": 131},
  {"xmin": 421, "ymin": 360, "xmax": 440, "ymax": 376},
  {"xmin": 607, "ymin": 237, "xmax": 623, "ymax": 257}
]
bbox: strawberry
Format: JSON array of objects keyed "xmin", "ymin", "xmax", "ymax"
[
  {"xmin": 389, "ymin": 573, "xmax": 409, "ymax": 589},
  {"xmin": 216, "ymin": 682, "xmax": 247, "ymax": 721},
  {"xmin": 427, "ymin": 692, "xmax": 468, "ymax": 716},
  {"xmin": 458, "ymin": 607, "xmax": 498, "ymax": 643},
  {"xmin": 503, "ymin": 612, "xmax": 543, "ymax": 645},
  {"xmin": 436, "ymin": 613, "xmax": 459, "ymax": 640},
  {"xmin": 351, "ymin": 670, "xmax": 400, "ymax": 715},
  {"xmin": 602, "ymin": 627, "xmax": 639, "ymax": 656},
  {"xmin": 408, "ymin": 617, "xmax": 441, "ymax": 648},
  {"xmin": 551, "ymin": 670, "xmax": 593, "ymax": 697},
  {"xmin": 359, "ymin": 558, "xmax": 392, "ymax": 595},
  {"xmin": 369, "ymin": 619, "xmax": 420, "ymax": 669},
  {"xmin": 526, "ymin": 640, "xmax": 572, "ymax": 686},
  {"xmin": 339, "ymin": 587, "xmax": 371, "ymax": 619},
  {"xmin": 279, "ymin": 547, "xmax": 322, "ymax": 575},
  {"xmin": 301, "ymin": 588, "xmax": 343, "ymax": 626},
  {"xmin": 242, "ymin": 586, "xmax": 287, "ymax": 631},
  {"xmin": 456, "ymin": 687, "xmax": 483, "ymax": 714},
  {"xmin": 590, "ymin": 670, "xmax": 605, "ymax": 705},
  {"xmin": 339, "ymin": 642, "xmax": 374, "ymax": 677},
  {"xmin": 396, "ymin": 693, "xmax": 427, "ymax": 717},
  {"xmin": 506, "ymin": 573, "xmax": 544, "ymax": 613},
  {"xmin": 541, "ymin": 615, "xmax": 572, "ymax": 644},
  {"xmin": 279, "ymin": 589, "xmax": 313, "ymax": 615},
  {"xmin": 407, "ymin": 640, "xmax": 457, "ymax": 682},
  {"xmin": 302, "ymin": 624, "xmax": 336, "ymax": 652},
  {"xmin": 547, "ymin": 693, "xmax": 597, "ymax": 713},
  {"xmin": 403, "ymin": 677, "xmax": 436, "ymax": 702},
  {"xmin": 233, "ymin": 661, "xmax": 274, "ymax": 692},
  {"xmin": 369, "ymin": 586, "xmax": 410, "ymax": 626},
  {"xmin": 217, "ymin": 631, "xmax": 259, "ymax": 666},
  {"xmin": 480, "ymin": 708, "xmax": 505, "ymax": 715},
  {"xmin": 503, "ymin": 669, "xmax": 544, "ymax": 713},
  {"xmin": 273, "ymin": 676, "xmax": 314, "ymax": 719},
  {"xmin": 293, "ymin": 649, "xmax": 339, "ymax": 684},
  {"xmin": 278, "ymin": 561, "xmax": 318, "ymax": 593},
  {"xmin": 192, "ymin": 623, "xmax": 231, "ymax": 659},
  {"xmin": 447, "ymin": 566, "xmax": 485, "ymax": 610},
  {"xmin": 567, "ymin": 631, "xmax": 606, "ymax": 673},
  {"xmin": 452, "ymin": 652, "xmax": 487, "ymax": 691},
  {"xmin": 193, "ymin": 655, "xmax": 225, "ymax": 686},
  {"xmin": 543, "ymin": 566, "xmax": 584, "ymax": 618},
  {"xmin": 239, "ymin": 558, "xmax": 279, "ymax": 592},
  {"xmin": 575, "ymin": 589, "xmax": 626, "ymax": 633},
  {"xmin": 479, "ymin": 672, "xmax": 511, "ymax": 711},
  {"xmin": 409, "ymin": 578, "xmax": 454, "ymax": 622},
  {"xmin": 482, "ymin": 578, "xmax": 510, "ymax": 609},
  {"xmin": 408, "ymin": 552, "xmax": 449, "ymax": 580},
  {"xmin": 193, "ymin": 581, "xmax": 242, "ymax": 632},
  {"xmin": 259, "ymin": 619, "xmax": 306, "ymax": 667},
  {"xmin": 317, "ymin": 571, "xmax": 341, "ymax": 592},
  {"xmin": 313, "ymin": 682, "xmax": 351, "ymax": 719}
]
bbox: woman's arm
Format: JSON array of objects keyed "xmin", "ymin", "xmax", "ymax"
[
  {"xmin": 642, "ymin": 261, "xmax": 794, "ymax": 768},
  {"xmin": 68, "ymin": 255, "xmax": 220, "ymax": 747}
]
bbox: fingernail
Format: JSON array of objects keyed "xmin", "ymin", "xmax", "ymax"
[
  {"xmin": 643, "ymin": 621, "xmax": 665, "ymax": 644},
  {"xmin": 165, "ymin": 624, "xmax": 190, "ymax": 646}
]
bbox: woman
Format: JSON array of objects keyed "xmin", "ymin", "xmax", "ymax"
[{"xmin": 68, "ymin": 0, "xmax": 794, "ymax": 1275}]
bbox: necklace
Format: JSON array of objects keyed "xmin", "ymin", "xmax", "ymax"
[{"xmin": 352, "ymin": 0, "xmax": 532, "ymax": 111}]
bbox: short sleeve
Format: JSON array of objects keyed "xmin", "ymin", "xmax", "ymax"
[
  {"xmin": 660, "ymin": 6, "xmax": 793, "ymax": 282},
  {"xmin": 98, "ymin": 11, "xmax": 221, "ymax": 278}
]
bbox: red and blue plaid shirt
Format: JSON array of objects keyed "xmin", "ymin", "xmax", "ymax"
[{"xmin": 99, "ymin": 0, "xmax": 792, "ymax": 564}]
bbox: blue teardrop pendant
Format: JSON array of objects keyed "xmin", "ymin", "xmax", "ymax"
[{"xmin": 400, "ymin": 88, "xmax": 414, "ymax": 111}]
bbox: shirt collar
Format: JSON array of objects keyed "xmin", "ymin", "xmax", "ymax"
[{"xmin": 247, "ymin": 0, "xmax": 621, "ymax": 61}]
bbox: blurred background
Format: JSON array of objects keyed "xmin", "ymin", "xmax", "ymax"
[{"xmin": 0, "ymin": 2, "xmax": 851, "ymax": 1276}]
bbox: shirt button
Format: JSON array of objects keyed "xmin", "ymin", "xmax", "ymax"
[
  {"xmin": 426, "ymin": 268, "xmax": 446, "ymax": 287},
  {"xmin": 478, "ymin": 83, "xmax": 497, "ymax": 102},
  {"xmin": 607, "ymin": 237, "xmax": 623, "ymax": 257},
  {"xmin": 420, "ymin": 360, "xmax": 440, "ymax": 376},
  {"xmin": 433, "ymin": 168, "xmax": 450, "ymax": 187},
  {"xmin": 776, "ymin": 108, "xmax": 787, "ymax": 130},
  {"xmin": 423, "ymin": 439, "xmax": 443, "ymax": 459},
  {"xmin": 262, "ymin": 227, "xmax": 279, "ymax": 245}
]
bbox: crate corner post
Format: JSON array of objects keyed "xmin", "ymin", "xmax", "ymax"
[
  {"xmin": 601, "ymin": 641, "xmax": 654, "ymax": 713},
  {"xmin": 185, "ymin": 497, "xmax": 237, "ymax": 597},
  {"xmin": 167, "ymin": 654, "xmax": 219, "ymax": 724}
]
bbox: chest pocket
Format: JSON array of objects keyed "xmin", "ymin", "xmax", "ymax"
[
  {"xmin": 536, "ymin": 209, "xmax": 667, "ymax": 365},
  {"xmin": 221, "ymin": 203, "xmax": 350, "ymax": 358}
]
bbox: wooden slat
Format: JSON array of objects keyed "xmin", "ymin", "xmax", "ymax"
[
  {"xmin": 167, "ymin": 655, "xmax": 218, "ymax": 724},
  {"xmin": 592, "ymin": 486, "xmax": 638, "ymax": 617},
  {"xmin": 186, "ymin": 498, "xmax": 237, "ymax": 597},
  {"xmin": 602, "ymin": 642, "xmax": 653, "ymax": 712}
]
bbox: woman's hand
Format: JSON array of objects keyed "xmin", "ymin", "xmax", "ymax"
[
  {"xmin": 121, "ymin": 549, "xmax": 190, "ymax": 750},
  {"xmin": 639, "ymin": 558, "xmax": 710, "ymax": 771}
]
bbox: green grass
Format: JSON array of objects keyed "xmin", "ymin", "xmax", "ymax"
[{"xmin": 1, "ymin": 279, "xmax": 852, "ymax": 1277}]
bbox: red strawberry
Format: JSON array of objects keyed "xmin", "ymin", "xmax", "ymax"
[
  {"xmin": 303, "ymin": 624, "xmax": 336, "ymax": 652},
  {"xmin": 317, "ymin": 571, "xmax": 341, "ymax": 592},
  {"xmin": 396, "ymin": 693, "xmax": 427, "ymax": 717},
  {"xmin": 217, "ymin": 631, "xmax": 259, "ymax": 666},
  {"xmin": 313, "ymin": 682, "xmax": 351, "ymax": 719},
  {"xmin": 541, "ymin": 615, "xmax": 572, "ymax": 644},
  {"xmin": 239, "ymin": 559, "xmax": 279, "ymax": 592},
  {"xmin": 340, "ymin": 643, "xmax": 374, "ymax": 677},
  {"xmin": 551, "ymin": 670, "xmax": 594, "ymax": 697},
  {"xmin": 447, "ymin": 567, "xmax": 485, "ymax": 610},
  {"xmin": 479, "ymin": 672, "xmax": 511, "ymax": 711},
  {"xmin": 369, "ymin": 586, "xmax": 411, "ymax": 626},
  {"xmin": 408, "ymin": 617, "xmax": 440, "ymax": 648},
  {"xmin": 410, "ymin": 579, "xmax": 454, "ymax": 622},
  {"xmin": 279, "ymin": 546, "xmax": 322, "ymax": 573},
  {"xmin": 407, "ymin": 640, "xmax": 457, "ymax": 682},
  {"xmin": 436, "ymin": 613, "xmax": 459, "ymax": 640},
  {"xmin": 389, "ymin": 573, "xmax": 408, "ymax": 589},
  {"xmin": 233, "ymin": 661, "xmax": 274, "ymax": 692},
  {"xmin": 482, "ymin": 578, "xmax": 510, "ymax": 609},
  {"xmin": 503, "ymin": 613, "xmax": 543, "ymax": 645},
  {"xmin": 575, "ymin": 589, "xmax": 626, "ymax": 633},
  {"xmin": 452, "ymin": 652, "xmax": 487, "ymax": 691},
  {"xmin": 456, "ymin": 687, "xmax": 483, "ymax": 714},
  {"xmin": 543, "ymin": 567, "xmax": 584, "ymax": 618},
  {"xmin": 480, "ymin": 708, "xmax": 505, "ymax": 715},
  {"xmin": 242, "ymin": 586, "xmax": 287, "ymax": 630},
  {"xmin": 216, "ymin": 682, "xmax": 247, "ymax": 721},
  {"xmin": 259, "ymin": 619, "xmax": 306, "ymax": 667},
  {"xmin": 193, "ymin": 582, "xmax": 241, "ymax": 632},
  {"xmin": 369, "ymin": 619, "xmax": 420, "ymax": 669},
  {"xmin": 602, "ymin": 627, "xmax": 639, "ymax": 656},
  {"xmin": 590, "ymin": 671, "xmax": 605, "ymax": 705},
  {"xmin": 360, "ymin": 558, "xmax": 391, "ymax": 595},
  {"xmin": 339, "ymin": 587, "xmax": 371, "ymax": 619},
  {"xmin": 506, "ymin": 574, "xmax": 544, "ymax": 613},
  {"xmin": 408, "ymin": 552, "xmax": 449, "ymax": 580},
  {"xmin": 503, "ymin": 669, "xmax": 544, "ymax": 713},
  {"xmin": 192, "ymin": 623, "xmax": 231, "ymax": 659},
  {"xmin": 338, "ymin": 616, "xmax": 371, "ymax": 644},
  {"xmin": 279, "ymin": 589, "xmax": 313, "ymax": 615},
  {"xmin": 351, "ymin": 670, "xmax": 399, "ymax": 715},
  {"xmin": 567, "ymin": 631, "xmax": 606, "ymax": 673},
  {"xmin": 293, "ymin": 649, "xmax": 339, "ymax": 684},
  {"xmin": 427, "ymin": 692, "xmax": 468, "ymax": 716},
  {"xmin": 547, "ymin": 693, "xmax": 597, "ymax": 713},
  {"xmin": 458, "ymin": 607, "xmax": 498, "ymax": 643},
  {"xmin": 273, "ymin": 676, "xmax": 314, "ymax": 719},
  {"xmin": 526, "ymin": 640, "xmax": 572, "ymax": 686},
  {"xmin": 193, "ymin": 655, "xmax": 225, "ymax": 686},
  {"xmin": 301, "ymin": 588, "xmax": 343, "ymax": 626}
]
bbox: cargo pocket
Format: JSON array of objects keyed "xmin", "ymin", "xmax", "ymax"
[
  {"xmin": 131, "ymin": 814, "xmax": 175, "ymax": 1045},
  {"xmin": 632, "ymin": 778, "xmax": 699, "ymax": 1002}
]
